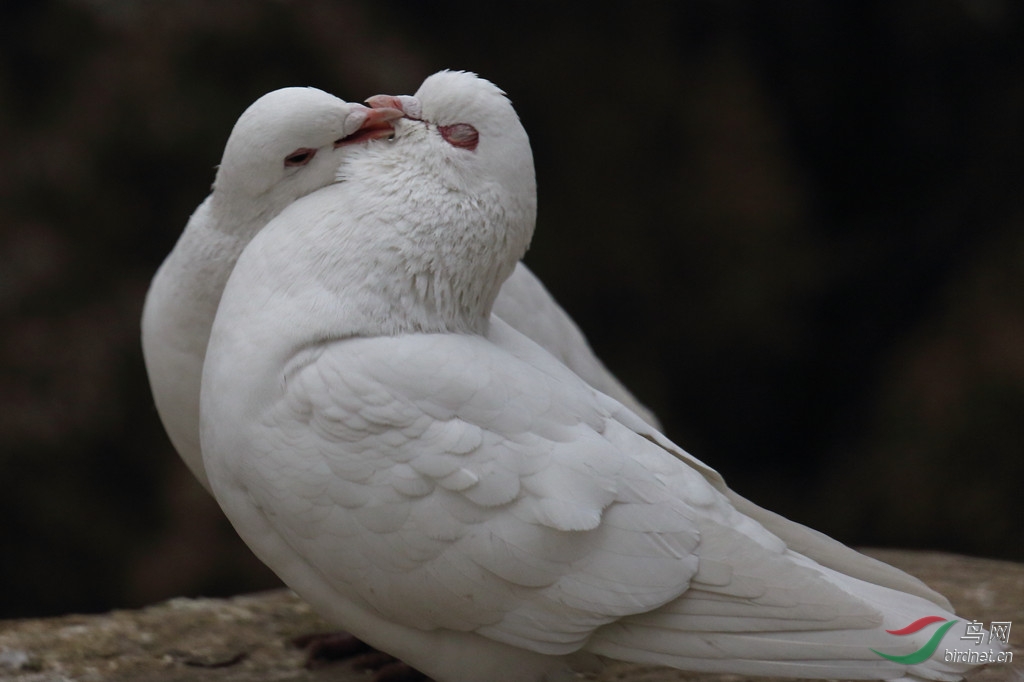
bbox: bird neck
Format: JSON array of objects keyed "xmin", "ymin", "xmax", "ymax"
[
  {"xmin": 204, "ymin": 185, "xmax": 282, "ymax": 240},
  {"xmin": 251, "ymin": 165, "xmax": 531, "ymax": 343},
  {"xmin": 145, "ymin": 196, "xmax": 250, "ymax": 347}
]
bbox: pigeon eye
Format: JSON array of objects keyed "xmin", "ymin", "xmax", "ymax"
[
  {"xmin": 438, "ymin": 123, "xmax": 479, "ymax": 151},
  {"xmin": 284, "ymin": 148, "xmax": 317, "ymax": 167}
]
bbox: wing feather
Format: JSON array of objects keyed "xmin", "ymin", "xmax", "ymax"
[
  {"xmin": 228, "ymin": 320, "xmax": 940, "ymax": 664},
  {"xmin": 243, "ymin": 330, "xmax": 702, "ymax": 653}
]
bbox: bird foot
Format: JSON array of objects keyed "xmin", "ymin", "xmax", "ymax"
[{"xmin": 291, "ymin": 631, "xmax": 429, "ymax": 681}]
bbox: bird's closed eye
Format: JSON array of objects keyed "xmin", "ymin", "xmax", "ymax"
[
  {"xmin": 438, "ymin": 123, "xmax": 479, "ymax": 151},
  {"xmin": 284, "ymin": 148, "xmax": 317, "ymax": 167}
]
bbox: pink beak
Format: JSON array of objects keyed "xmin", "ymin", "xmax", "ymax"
[
  {"xmin": 335, "ymin": 105, "xmax": 404, "ymax": 147},
  {"xmin": 366, "ymin": 94, "xmax": 423, "ymax": 121}
]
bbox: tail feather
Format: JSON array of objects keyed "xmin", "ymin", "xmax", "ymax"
[
  {"xmin": 595, "ymin": 393, "xmax": 989, "ymax": 680},
  {"xmin": 725, "ymin": 490, "xmax": 955, "ymax": 611},
  {"xmin": 592, "ymin": 634, "xmax": 966, "ymax": 681},
  {"xmin": 627, "ymin": 588, "xmax": 874, "ymax": 631},
  {"xmin": 603, "ymin": 395, "xmax": 954, "ymax": 612},
  {"xmin": 590, "ymin": 596, "xmax": 972, "ymax": 680},
  {"xmin": 586, "ymin": 521, "xmax": 985, "ymax": 681}
]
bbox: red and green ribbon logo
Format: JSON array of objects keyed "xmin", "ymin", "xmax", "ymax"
[{"xmin": 871, "ymin": 616, "xmax": 958, "ymax": 665}]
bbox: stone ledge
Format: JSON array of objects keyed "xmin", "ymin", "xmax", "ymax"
[{"xmin": 1, "ymin": 550, "xmax": 1020, "ymax": 681}]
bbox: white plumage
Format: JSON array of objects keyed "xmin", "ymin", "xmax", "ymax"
[
  {"xmin": 199, "ymin": 71, "xmax": 994, "ymax": 681},
  {"xmin": 142, "ymin": 85, "xmax": 656, "ymax": 494},
  {"xmin": 141, "ymin": 86, "xmax": 398, "ymax": 490}
]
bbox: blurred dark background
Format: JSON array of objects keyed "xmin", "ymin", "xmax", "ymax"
[{"xmin": 2, "ymin": 0, "xmax": 1022, "ymax": 620}]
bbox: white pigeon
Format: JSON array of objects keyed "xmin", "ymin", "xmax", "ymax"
[
  {"xmin": 141, "ymin": 87, "xmax": 401, "ymax": 490},
  {"xmin": 200, "ymin": 71, "xmax": 993, "ymax": 682},
  {"xmin": 142, "ymin": 87, "xmax": 656, "ymax": 495}
]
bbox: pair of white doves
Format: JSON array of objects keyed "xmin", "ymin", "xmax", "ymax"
[{"xmin": 142, "ymin": 71, "xmax": 994, "ymax": 682}]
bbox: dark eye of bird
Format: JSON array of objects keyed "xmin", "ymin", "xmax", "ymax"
[
  {"xmin": 284, "ymin": 148, "xmax": 317, "ymax": 167},
  {"xmin": 438, "ymin": 123, "xmax": 479, "ymax": 151}
]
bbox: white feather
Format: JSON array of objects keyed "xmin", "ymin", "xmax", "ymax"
[
  {"xmin": 143, "ymin": 87, "xmax": 658, "ymax": 494},
  {"xmin": 200, "ymin": 70, "xmax": 997, "ymax": 682}
]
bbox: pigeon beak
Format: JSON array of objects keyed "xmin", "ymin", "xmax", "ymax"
[
  {"xmin": 366, "ymin": 94, "xmax": 423, "ymax": 121},
  {"xmin": 335, "ymin": 105, "xmax": 404, "ymax": 147}
]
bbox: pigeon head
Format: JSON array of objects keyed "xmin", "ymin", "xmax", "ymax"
[
  {"xmin": 340, "ymin": 71, "xmax": 538, "ymax": 332},
  {"xmin": 367, "ymin": 71, "xmax": 537, "ymax": 236},
  {"xmin": 212, "ymin": 87, "xmax": 401, "ymax": 230}
]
